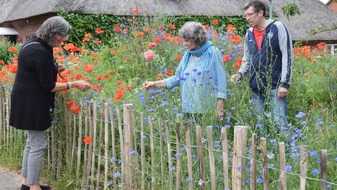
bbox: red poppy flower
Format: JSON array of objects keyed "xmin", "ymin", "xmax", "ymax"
[
  {"xmin": 95, "ymin": 28, "xmax": 104, "ymax": 34},
  {"xmin": 132, "ymin": 8, "xmax": 139, "ymax": 14},
  {"xmin": 8, "ymin": 47, "xmax": 17, "ymax": 53},
  {"xmin": 83, "ymin": 136, "xmax": 92, "ymax": 144},
  {"xmin": 70, "ymin": 104, "xmax": 81, "ymax": 114},
  {"xmin": 65, "ymin": 99, "xmax": 74, "ymax": 108}
]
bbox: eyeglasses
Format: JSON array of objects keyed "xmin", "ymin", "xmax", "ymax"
[{"xmin": 243, "ymin": 12, "xmax": 258, "ymax": 18}]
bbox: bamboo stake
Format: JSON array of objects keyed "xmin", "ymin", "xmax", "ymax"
[
  {"xmin": 261, "ymin": 138, "xmax": 269, "ymax": 190},
  {"xmin": 185, "ymin": 122, "xmax": 193, "ymax": 190},
  {"xmin": 149, "ymin": 116, "xmax": 155, "ymax": 190},
  {"xmin": 166, "ymin": 121, "xmax": 173, "ymax": 190},
  {"xmin": 51, "ymin": 128, "xmax": 56, "ymax": 178},
  {"xmin": 300, "ymin": 145, "xmax": 308, "ymax": 190},
  {"xmin": 196, "ymin": 126, "xmax": 205, "ymax": 190},
  {"xmin": 104, "ymin": 103, "xmax": 109, "ymax": 190},
  {"xmin": 221, "ymin": 127, "xmax": 229, "ymax": 189},
  {"xmin": 96, "ymin": 108, "xmax": 104, "ymax": 189},
  {"xmin": 175, "ymin": 123, "xmax": 182, "ymax": 190},
  {"xmin": 81, "ymin": 106, "xmax": 89, "ymax": 188},
  {"xmin": 279, "ymin": 142, "xmax": 287, "ymax": 190},
  {"xmin": 90, "ymin": 101, "xmax": 97, "ymax": 187},
  {"xmin": 109, "ymin": 106, "xmax": 117, "ymax": 188},
  {"xmin": 115, "ymin": 105, "xmax": 124, "ymax": 182},
  {"xmin": 0, "ymin": 87, "xmax": 3, "ymax": 144},
  {"xmin": 56, "ymin": 129, "xmax": 62, "ymax": 180},
  {"xmin": 71, "ymin": 113, "xmax": 76, "ymax": 169},
  {"xmin": 207, "ymin": 126, "xmax": 216, "ymax": 190},
  {"xmin": 158, "ymin": 119, "xmax": 165, "ymax": 189},
  {"xmin": 321, "ymin": 149, "xmax": 327, "ymax": 190},
  {"xmin": 76, "ymin": 105, "xmax": 83, "ymax": 182},
  {"xmin": 66, "ymin": 107, "xmax": 70, "ymax": 168},
  {"xmin": 250, "ymin": 133, "xmax": 257, "ymax": 190},
  {"xmin": 140, "ymin": 113, "xmax": 145, "ymax": 190},
  {"xmin": 123, "ymin": 104, "xmax": 133, "ymax": 189}
]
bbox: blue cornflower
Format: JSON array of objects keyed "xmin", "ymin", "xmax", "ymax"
[
  {"xmin": 285, "ymin": 165, "xmax": 292, "ymax": 172},
  {"xmin": 175, "ymin": 153, "xmax": 182, "ymax": 158},
  {"xmin": 309, "ymin": 151, "xmax": 318, "ymax": 158},
  {"xmin": 301, "ymin": 121, "xmax": 307, "ymax": 125},
  {"xmin": 186, "ymin": 178, "xmax": 193, "ymax": 183},
  {"xmin": 176, "ymin": 113, "xmax": 183, "ymax": 119},
  {"xmin": 114, "ymin": 172, "xmax": 121, "ymax": 178},
  {"xmin": 147, "ymin": 109, "xmax": 155, "ymax": 113},
  {"xmin": 295, "ymin": 112, "xmax": 306, "ymax": 119},
  {"xmin": 256, "ymin": 177, "xmax": 263, "ymax": 184},
  {"xmin": 335, "ymin": 157, "xmax": 337, "ymax": 162},
  {"xmin": 141, "ymin": 135, "xmax": 146, "ymax": 140},
  {"xmin": 129, "ymin": 150, "xmax": 136, "ymax": 156},
  {"xmin": 110, "ymin": 157, "xmax": 116, "ymax": 163},
  {"xmin": 316, "ymin": 120, "xmax": 323, "ymax": 126},
  {"xmin": 223, "ymin": 125, "xmax": 230, "ymax": 129},
  {"xmin": 169, "ymin": 166, "xmax": 175, "ymax": 172},
  {"xmin": 312, "ymin": 169, "xmax": 319, "ymax": 175}
]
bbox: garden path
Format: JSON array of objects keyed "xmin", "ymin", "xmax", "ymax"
[{"xmin": 0, "ymin": 166, "xmax": 21, "ymax": 190}]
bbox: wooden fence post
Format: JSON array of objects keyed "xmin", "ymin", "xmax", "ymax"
[
  {"xmin": 250, "ymin": 133, "xmax": 257, "ymax": 190},
  {"xmin": 197, "ymin": 126, "xmax": 205, "ymax": 190},
  {"xmin": 123, "ymin": 104, "xmax": 134, "ymax": 189},
  {"xmin": 261, "ymin": 138, "xmax": 269, "ymax": 190},
  {"xmin": 185, "ymin": 122, "xmax": 193, "ymax": 190},
  {"xmin": 149, "ymin": 116, "xmax": 155, "ymax": 190},
  {"xmin": 232, "ymin": 126, "xmax": 248, "ymax": 190},
  {"xmin": 140, "ymin": 113, "xmax": 146, "ymax": 190},
  {"xmin": 103, "ymin": 103, "xmax": 109, "ymax": 190},
  {"xmin": 300, "ymin": 145, "xmax": 308, "ymax": 190},
  {"xmin": 321, "ymin": 149, "xmax": 327, "ymax": 190},
  {"xmin": 207, "ymin": 126, "xmax": 216, "ymax": 190},
  {"xmin": 166, "ymin": 121, "xmax": 173, "ymax": 190},
  {"xmin": 279, "ymin": 142, "xmax": 287, "ymax": 190},
  {"xmin": 221, "ymin": 127, "xmax": 229, "ymax": 190},
  {"xmin": 175, "ymin": 123, "xmax": 182, "ymax": 190}
]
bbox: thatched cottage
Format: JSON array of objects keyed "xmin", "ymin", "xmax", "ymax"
[{"xmin": 1, "ymin": 0, "xmax": 337, "ymax": 53}]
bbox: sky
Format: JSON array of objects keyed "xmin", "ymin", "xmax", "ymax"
[{"xmin": 320, "ymin": 0, "xmax": 330, "ymax": 4}]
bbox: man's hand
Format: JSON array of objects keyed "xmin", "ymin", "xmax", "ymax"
[{"xmin": 278, "ymin": 87, "xmax": 288, "ymax": 99}]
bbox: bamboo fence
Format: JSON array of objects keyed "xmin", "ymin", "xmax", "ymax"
[{"xmin": 0, "ymin": 87, "xmax": 335, "ymax": 190}]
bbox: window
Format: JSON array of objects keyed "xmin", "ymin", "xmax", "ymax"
[{"xmin": 326, "ymin": 44, "xmax": 337, "ymax": 57}]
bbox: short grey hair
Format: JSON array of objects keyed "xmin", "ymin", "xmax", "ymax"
[
  {"xmin": 178, "ymin": 21, "xmax": 208, "ymax": 46},
  {"xmin": 36, "ymin": 16, "xmax": 71, "ymax": 43}
]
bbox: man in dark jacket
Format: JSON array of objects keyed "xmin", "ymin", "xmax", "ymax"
[
  {"xmin": 10, "ymin": 16, "xmax": 91, "ymax": 190},
  {"xmin": 231, "ymin": 0, "xmax": 293, "ymax": 134}
]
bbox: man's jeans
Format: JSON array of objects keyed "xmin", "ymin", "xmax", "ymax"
[{"xmin": 251, "ymin": 89, "xmax": 288, "ymax": 133}]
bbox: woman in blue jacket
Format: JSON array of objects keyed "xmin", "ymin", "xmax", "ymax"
[{"xmin": 143, "ymin": 21, "xmax": 227, "ymax": 124}]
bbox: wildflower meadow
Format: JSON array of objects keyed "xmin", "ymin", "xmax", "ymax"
[{"xmin": 1, "ymin": 10, "xmax": 337, "ymax": 190}]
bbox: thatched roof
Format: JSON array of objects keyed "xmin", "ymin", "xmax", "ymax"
[{"xmin": 1, "ymin": 0, "xmax": 337, "ymax": 41}]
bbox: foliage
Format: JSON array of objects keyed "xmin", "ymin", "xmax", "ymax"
[
  {"xmin": 58, "ymin": 12, "xmax": 248, "ymax": 46},
  {"xmin": 0, "ymin": 39, "xmax": 20, "ymax": 66},
  {"xmin": 2, "ymin": 11, "xmax": 337, "ymax": 189},
  {"xmin": 281, "ymin": 0, "xmax": 301, "ymax": 20}
]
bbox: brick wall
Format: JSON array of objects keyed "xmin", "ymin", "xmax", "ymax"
[
  {"xmin": 0, "ymin": 13, "xmax": 56, "ymax": 43},
  {"xmin": 328, "ymin": 1, "xmax": 337, "ymax": 12}
]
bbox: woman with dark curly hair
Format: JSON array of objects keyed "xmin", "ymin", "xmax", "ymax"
[{"xmin": 10, "ymin": 16, "xmax": 91, "ymax": 190}]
